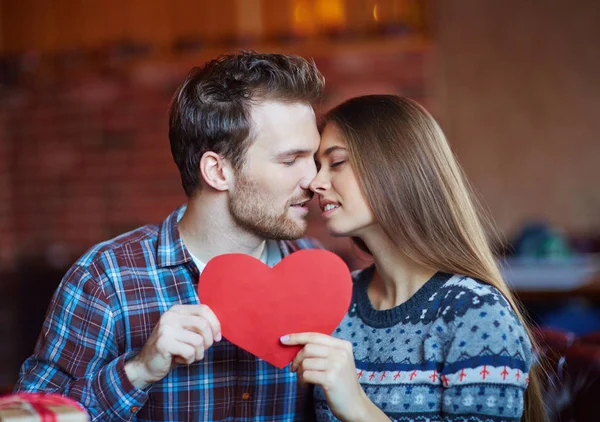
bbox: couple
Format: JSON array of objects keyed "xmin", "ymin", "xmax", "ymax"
[{"xmin": 15, "ymin": 52, "xmax": 544, "ymax": 422}]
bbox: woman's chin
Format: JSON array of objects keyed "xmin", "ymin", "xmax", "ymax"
[{"xmin": 325, "ymin": 225, "xmax": 351, "ymax": 238}]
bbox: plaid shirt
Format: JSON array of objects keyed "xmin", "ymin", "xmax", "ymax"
[{"xmin": 16, "ymin": 206, "xmax": 322, "ymax": 421}]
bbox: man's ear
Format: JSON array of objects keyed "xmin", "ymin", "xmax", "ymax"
[{"xmin": 199, "ymin": 151, "xmax": 234, "ymax": 191}]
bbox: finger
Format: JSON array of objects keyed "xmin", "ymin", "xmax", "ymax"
[
  {"xmin": 299, "ymin": 358, "xmax": 329, "ymax": 372},
  {"xmin": 169, "ymin": 342, "xmax": 196, "ymax": 365},
  {"xmin": 281, "ymin": 332, "xmax": 346, "ymax": 349},
  {"xmin": 196, "ymin": 305, "xmax": 222, "ymax": 342},
  {"xmin": 292, "ymin": 343, "xmax": 330, "ymax": 371},
  {"xmin": 173, "ymin": 314, "xmax": 214, "ymax": 348},
  {"xmin": 171, "ymin": 304, "xmax": 222, "ymax": 341},
  {"xmin": 173, "ymin": 328, "xmax": 206, "ymax": 361},
  {"xmin": 156, "ymin": 330, "xmax": 199, "ymax": 364},
  {"xmin": 301, "ymin": 343, "xmax": 332, "ymax": 358},
  {"xmin": 298, "ymin": 370, "xmax": 328, "ymax": 388}
]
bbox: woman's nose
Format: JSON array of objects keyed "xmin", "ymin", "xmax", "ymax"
[{"xmin": 309, "ymin": 169, "xmax": 331, "ymax": 193}]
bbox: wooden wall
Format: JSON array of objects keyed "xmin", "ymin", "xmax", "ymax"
[{"xmin": 433, "ymin": 0, "xmax": 600, "ymax": 235}]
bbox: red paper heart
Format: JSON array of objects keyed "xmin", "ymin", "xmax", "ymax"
[{"xmin": 198, "ymin": 249, "xmax": 352, "ymax": 368}]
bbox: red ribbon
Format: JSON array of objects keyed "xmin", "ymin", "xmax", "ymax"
[{"xmin": 0, "ymin": 393, "xmax": 86, "ymax": 422}]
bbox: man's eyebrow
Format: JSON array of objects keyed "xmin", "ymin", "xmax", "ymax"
[{"xmin": 274, "ymin": 149, "xmax": 314, "ymax": 159}]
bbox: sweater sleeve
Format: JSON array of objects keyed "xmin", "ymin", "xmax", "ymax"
[{"xmin": 427, "ymin": 281, "xmax": 532, "ymax": 422}]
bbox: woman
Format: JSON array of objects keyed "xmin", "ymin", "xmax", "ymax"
[{"xmin": 280, "ymin": 95, "xmax": 545, "ymax": 421}]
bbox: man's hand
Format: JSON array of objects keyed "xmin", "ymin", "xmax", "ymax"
[{"xmin": 125, "ymin": 304, "xmax": 221, "ymax": 390}]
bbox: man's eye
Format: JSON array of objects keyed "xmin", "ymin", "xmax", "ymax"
[
  {"xmin": 282, "ymin": 159, "xmax": 297, "ymax": 166},
  {"xmin": 331, "ymin": 160, "xmax": 345, "ymax": 168}
]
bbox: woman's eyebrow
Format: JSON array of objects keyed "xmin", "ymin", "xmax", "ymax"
[{"xmin": 322, "ymin": 146, "xmax": 347, "ymax": 157}]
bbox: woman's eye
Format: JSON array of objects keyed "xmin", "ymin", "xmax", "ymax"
[
  {"xmin": 282, "ymin": 159, "xmax": 297, "ymax": 166},
  {"xmin": 331, "ymin": 160, "xmax": 345, "ymax": 168}
]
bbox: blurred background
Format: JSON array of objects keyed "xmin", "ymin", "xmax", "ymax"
[{"xmin": 0, "ymin": 0, "xmax": 599, "ymax": 415}]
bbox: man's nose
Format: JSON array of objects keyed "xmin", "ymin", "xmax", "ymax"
[{"xmin": 300, "ymin": 159, "xmax": 318, "ymax": 190}]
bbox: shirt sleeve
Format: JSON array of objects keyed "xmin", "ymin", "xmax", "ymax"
[
  {"xmin": 14, "ymin": 265, "xmax": 149, "ymax": 421},
  {"xmin": 432, "ymin": 291, "xmax": 533, "ymax": 421}
]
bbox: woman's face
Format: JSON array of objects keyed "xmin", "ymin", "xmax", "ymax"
[{"xmin": 310, "ymin": 123, "xmax": 375, "ymax": 237}]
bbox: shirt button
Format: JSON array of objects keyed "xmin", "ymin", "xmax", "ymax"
[
  {"xmin": 131, "ymin": 406, "xmax": 140, "ymax": 413},
  {"xmin": 242, "ymin": 392, "xmax": 250, "ymax": 400}
]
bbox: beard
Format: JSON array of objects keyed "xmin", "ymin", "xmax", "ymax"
[{"xmin": 229, "ymin": 173, "xmax": 312, "ymax": 240}]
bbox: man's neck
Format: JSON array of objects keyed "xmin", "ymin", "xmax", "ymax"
[{"xmin": 178, "ymin": 197, "xmax": 267, "ymax": 264}]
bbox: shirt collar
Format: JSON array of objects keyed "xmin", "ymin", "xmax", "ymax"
[
  {"xmin": 157, "ymin": 205, "xmax": 192, "ymax": 268},
  {"xmin": 157, "ymin": 205, "xmax": 287, "ymax": 269},
  {"xmin": 264, "ymin": 239, "xmax": 283, "ymax": 267}
]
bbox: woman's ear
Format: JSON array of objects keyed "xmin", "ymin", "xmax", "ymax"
[{"xmin": 199, "ymin": 151, "xmax": 233, "ymax": 191}]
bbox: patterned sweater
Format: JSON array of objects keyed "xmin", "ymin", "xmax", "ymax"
[{"xmin": 314, "ymin": 266, "xmax": 532, "ymax": 422}]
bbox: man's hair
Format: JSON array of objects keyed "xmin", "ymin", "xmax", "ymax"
[{"xmin": 169, "ymin": 51, "xmax": 325, "ymax": 197}]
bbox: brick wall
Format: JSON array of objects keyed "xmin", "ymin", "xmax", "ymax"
[
  {"xmin": 4, "ymin": 72, "xmax": 180, "ymax": 268},
  {"xmin": 0, "ymin": 50, "xmax": 426, "ymax": 386},
  {"xmin": 1, "ymin": 49, "xmax": 429, "ymax": 272},
  {"xmin": 0, "ymin": 105, "xmax": 14, "ymax": 268}
]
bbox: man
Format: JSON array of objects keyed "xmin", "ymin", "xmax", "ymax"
[{"xmin": 15, "ymin": 51, "xmax": 325, "ymax": 421}]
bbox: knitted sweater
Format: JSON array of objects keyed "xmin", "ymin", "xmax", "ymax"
[{"xmin": 314, "ymin": 266, "xmax": 532, "ymax": 422}]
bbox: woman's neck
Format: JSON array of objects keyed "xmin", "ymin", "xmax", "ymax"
[{"xmin": 360, "ymin": 226, "xmax": 437, "ymax": 310}]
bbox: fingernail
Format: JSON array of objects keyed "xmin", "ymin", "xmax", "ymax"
[
  {"xmin": 216, "ymin": 332, "xmax": 222, "ymax": 342},
  {"xmin": 280, "ymin": 335, "xmax": 290, "ymax": 343}
]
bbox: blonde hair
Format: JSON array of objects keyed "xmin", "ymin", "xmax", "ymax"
[{"xmin": 323, "ymin": 95, "xmax": 546, "ymax": 422}]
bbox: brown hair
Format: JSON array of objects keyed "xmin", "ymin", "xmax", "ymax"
[
  {"xmin": 169, "ymin": 50, "xmax": 325, "ymax": 196},
  {"xmin": 323, "ymin": 95, "xmax": 546, "ymax": 422}
]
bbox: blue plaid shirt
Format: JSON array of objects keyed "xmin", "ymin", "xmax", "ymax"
[{"xmin": 16, "ymin": 206, "xmax": 322, "ymax": 421}]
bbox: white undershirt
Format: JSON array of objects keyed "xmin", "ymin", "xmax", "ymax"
[{"xmin": 189, "ymin": 242, "xmax": 270, "ymax": 274}]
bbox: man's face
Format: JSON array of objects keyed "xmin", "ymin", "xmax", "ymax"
[{"xmin": 229, "ymin": 101, "xmax": 320, "ymax": 240}]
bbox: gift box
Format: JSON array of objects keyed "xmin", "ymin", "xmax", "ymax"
[{"xmin": 0, "ymin": 393, "xmax": 88, "ymax": 422}]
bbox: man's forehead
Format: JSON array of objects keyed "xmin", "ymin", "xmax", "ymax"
[
  {"xmin": 248, "ymin": 101, "xmax": 319, "ymax": 151},
  {"xmin": 249, "ymin": 100, "xmax": 315, "ymax": 123}
]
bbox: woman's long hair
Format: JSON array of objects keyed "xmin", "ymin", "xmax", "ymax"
[{"xmin": 323, "ymin": 95, "xmax": 546, "ymax": 422}]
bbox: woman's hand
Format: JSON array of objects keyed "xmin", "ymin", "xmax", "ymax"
[{"xmin": 281, "ymin": 332, "xmax": 371, "ymax": 422}]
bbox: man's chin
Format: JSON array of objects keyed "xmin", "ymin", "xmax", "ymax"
[
  {"xmin": 244, "ymin": 217, "xmax": 307, "ymax": 241},
  {"xmin": 272, "ymin": 220, "xmax": 307, "ymax": 240}
]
